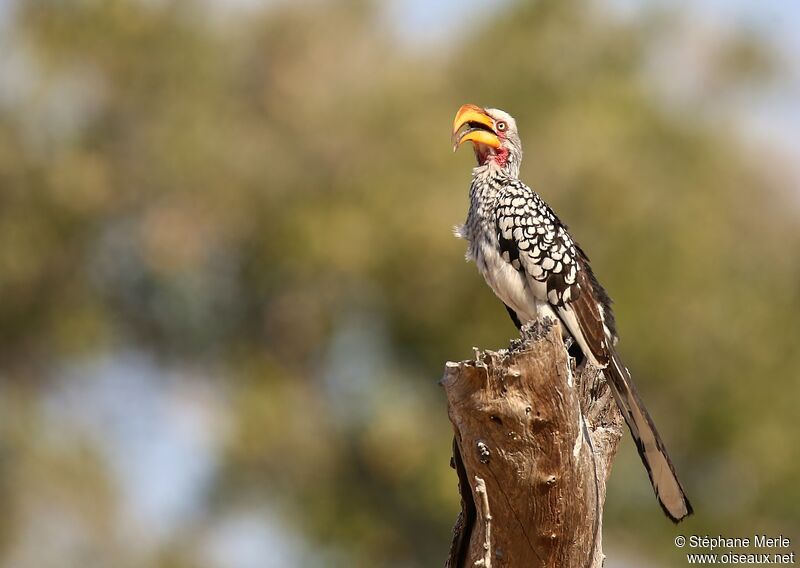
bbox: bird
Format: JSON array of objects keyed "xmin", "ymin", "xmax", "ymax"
[{"xmin": 451, "ymin": 103, "xmax": 692, "ymax": 522}]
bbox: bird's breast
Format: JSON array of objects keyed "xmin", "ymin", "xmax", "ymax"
[{"xmin": 473, "ymin": 232, "xmax": 541, "ymax": 322}]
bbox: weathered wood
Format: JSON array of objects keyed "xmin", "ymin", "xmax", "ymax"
[{"xmin": 443, "ymin": 317, "xmax": 624, "ymax": 568}]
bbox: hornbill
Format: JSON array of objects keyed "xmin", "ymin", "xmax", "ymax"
[{"xmin": 452, "ymin": 103, "xmax": 692, "ymax": 522}]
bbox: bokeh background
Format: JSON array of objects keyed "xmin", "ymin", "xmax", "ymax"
[{"xmin": 0, "ymin": 0, "xmax": 798, "ymax": 566}]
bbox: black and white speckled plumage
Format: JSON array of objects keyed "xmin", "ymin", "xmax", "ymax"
[
  {"xmin": 453, "ymin": 106, "xmax": 692, "ymax": 523},
  {"xmin": 496, "ymin": 180, "xmax": 615, "ymax": 319},
  {"xmin": 458, "ymin": 161, "xmax": 616, "ymax": 369}
]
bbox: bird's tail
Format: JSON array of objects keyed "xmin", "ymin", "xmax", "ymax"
[{"xmin": 605, "ymin": 349, "xmax": 693, "ymax": 522}]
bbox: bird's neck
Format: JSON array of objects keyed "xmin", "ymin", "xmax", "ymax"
[
  {"xmin": 469, "ymin": 165, "xmax": 506, "ymax": 219},
  {"xmin": 471, "ymin": 159, "xmax": 519, "ymax": 190},
  {"xmin": 473, "ymin": 152, "xmax": 520, "ymax": 180}
]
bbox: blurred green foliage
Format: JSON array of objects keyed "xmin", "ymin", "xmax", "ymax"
[{"xmin": 0, "ymin": 0, "xmax": 798, "ymax": 566}]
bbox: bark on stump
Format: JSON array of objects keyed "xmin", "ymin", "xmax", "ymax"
[{"xmin": 443, "ymin": 317, "xmax": 624, "ymax": 568}]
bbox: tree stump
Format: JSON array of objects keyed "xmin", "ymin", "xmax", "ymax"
[{"xmin": 443, "ymin": 317, "xmax": 624, "ymax": 568}]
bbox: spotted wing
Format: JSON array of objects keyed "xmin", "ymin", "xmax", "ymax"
[{"xmin": 495, "ymin": 180, "xmax": 616, "ymax": 365}]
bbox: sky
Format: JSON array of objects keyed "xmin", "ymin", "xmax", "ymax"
[{"xmin": 647, "ymin": 0, "xmax": 800, "ymax": 189}]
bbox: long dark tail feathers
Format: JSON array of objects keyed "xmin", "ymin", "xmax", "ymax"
[
  {"xmin": 504, "ymin": 304, "xmax": 692, "ymax": 521},
  {"xmin": 606, "ymin": 350, "xmax": 693, "ymax": 523}
]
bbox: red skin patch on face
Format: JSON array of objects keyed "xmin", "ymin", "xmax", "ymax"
[
  {"xmin": 472, "ymin": 130, "xmax": 508, "ymax": 167},
  {"xmin": 491, "ymin": 147, "xmax": 509, "ymax": 167},
  {"xmin": 473, "ymin": 143, "xmax": 509, "ymax": 167}
]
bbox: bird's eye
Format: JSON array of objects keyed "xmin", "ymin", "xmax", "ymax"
[{"xmin": 496, "ymin": 121, "xmax": 507, "ymax": 131}]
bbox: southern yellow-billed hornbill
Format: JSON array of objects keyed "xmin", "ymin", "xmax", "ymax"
[{"xmin": 452, "ymin": 104, "xmax": 692, "ymax": 522}]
